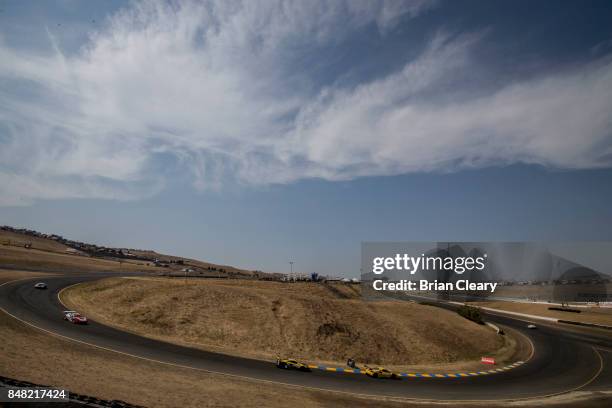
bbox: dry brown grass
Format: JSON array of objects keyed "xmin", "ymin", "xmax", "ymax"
[
  {"xmin": 1, "ymin": 271, "xmax": 606, "ymax": 407},
  {"xmin": 129, "ymin": 248, "xmax": 255, "ymax": 277},
  {"xmin": 0, "ymin": 246, "xmax": 159, "ymax": 273},
  {"xmin": 0, "ymin": 271, "xmax": 381, "ymax": 407},
  {"xmin": 0, "ymin": 268, "xmax": 55, "ymax": 284},
  {"xmin": 1, "ymin": 303, "xmax": 606, "ymax": 408},
  {"xmin": 63, "ymin": 277, "xmax": 518, "ymax": 371},
  {"xmin": 469, "ymin": 301, "xmax": 612, "ymax": 326},
  {"xmin": 0, "ymin": 229, "xmax": 255, "ymax": 277},
  {"xmin": 0, "ymin": 230, "xmax": 75, "ymax": 253},
  {"xmin": 0, "ymin": 270, "xmax": 400, "ymax": 407}
]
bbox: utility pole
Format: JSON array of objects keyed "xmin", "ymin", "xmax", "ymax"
[{"xmin": 289, "ymin": 261, "xmax": 294, "ymax": 282}]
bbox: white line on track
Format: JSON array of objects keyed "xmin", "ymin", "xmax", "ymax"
[{"xmin": 0, "ymin": 276, "xmax": 606, "ymax": 404}]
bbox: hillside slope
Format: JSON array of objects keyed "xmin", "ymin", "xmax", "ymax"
[
  {"xmin": 63, "ymin": 277, "xmax": 517, "ymax": 370},
  {"xmin": 0, "ymin": 227, "xmax": 253, "ymax": 276}
]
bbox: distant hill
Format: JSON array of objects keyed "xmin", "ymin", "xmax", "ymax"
[{"xmin": 0, "ymin": 225, "xmax": 264, "ymax": 278}]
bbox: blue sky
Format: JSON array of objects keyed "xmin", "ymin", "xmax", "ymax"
[{"xmin": 1, "ymin": 0, "xmax": 612, "ymax": 276}]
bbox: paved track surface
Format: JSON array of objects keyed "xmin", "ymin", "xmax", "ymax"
[{"xmin": 1, "ymin": 274, "xmax": 611, "ymax": 401}]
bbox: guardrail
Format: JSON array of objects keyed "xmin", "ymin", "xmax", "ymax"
[
  {"xmin": 557, "ymin": 320, "xmax": 612, "ymax": 330},
  {"xmin": 451, "ymin": 301, "xmax": 612, "ymax": 330}
]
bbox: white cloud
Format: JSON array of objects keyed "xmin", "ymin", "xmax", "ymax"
[
  {"xmin": 286, "ymin": 38, "xmax": 612, "ymax": 180},
  {"xmin": 0, "ymin": 0, "xmax": 611, "ymax": 205}
]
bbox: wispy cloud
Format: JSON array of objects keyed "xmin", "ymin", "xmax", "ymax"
[{"xmin": 0, "ymin": 0, "xmax": 611, "ymax": 205}]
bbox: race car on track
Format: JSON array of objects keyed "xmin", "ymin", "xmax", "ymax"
[
  {"xmin": 34, "ymin": 282, "xmax": 47, "ymax": 289},
  {"xmin": 63, "ymin": 310, "xmax": 88, "ymax": 324},
  {"xmin": 527, "ymin": 324, "xmax": 537, "ymax": 329},
  {"xmin": 364, "ymin": 366, "xmax": 399, "ymax": 379},
  {"xmin": 276, "ymin": 358, "xmax": 310, "ymax": 371}
]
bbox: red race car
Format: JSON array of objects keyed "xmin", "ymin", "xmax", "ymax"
[{"xmin": 63, "ymin": 310, "xmax": 88, "ymax": 324}]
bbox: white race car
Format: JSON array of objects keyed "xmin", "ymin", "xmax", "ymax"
[
  {"xmin": 527, "ymin": 324, "xmax": 537, "ymax": 329},
  {"xmin": 63, "ymin": 310, "xmax": 88, "ymax": 324},
  {"xmin": 34, "ymin": 282, "xmax": 47, "ymax": 289}
]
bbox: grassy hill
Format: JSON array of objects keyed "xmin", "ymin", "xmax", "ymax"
[
  {"xmin": 63, "ymin": 277, "xmax": 519, "ymax": 371},
  {"xmin": 0, "ymin": 228, "xmax": 254, "ymax": 276},
  {"xmin": 0, "ymin": 229, "xmax": 80, "ymax": 254}
]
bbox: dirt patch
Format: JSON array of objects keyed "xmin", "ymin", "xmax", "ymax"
[{"xmin": 63, "ymin": 277, "xmax": 517, "ymax": 371}]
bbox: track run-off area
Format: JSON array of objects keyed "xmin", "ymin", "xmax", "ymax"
[{"xmin": 1, "ymin": 273, "xmax": 611, "ymax": 402}]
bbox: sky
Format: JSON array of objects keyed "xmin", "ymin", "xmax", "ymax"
[{"xmin": 1, "ymin": 0, "xmax": 612, "ymax": 277}]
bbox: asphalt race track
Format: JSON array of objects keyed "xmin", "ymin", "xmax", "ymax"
[{"xmin": 1, "ymin": 273, "xmax": 611, "ymax": 402}]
